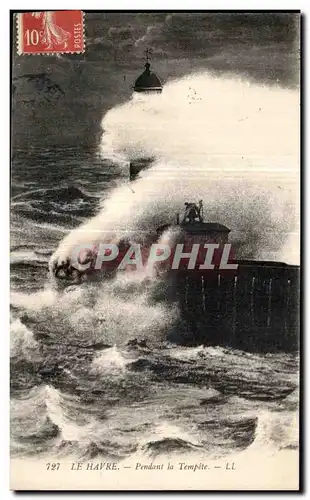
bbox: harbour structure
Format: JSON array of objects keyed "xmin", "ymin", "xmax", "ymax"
[
  {"xmin": 130, "ymin": 159, "xmax": 300, "ymax": 352},
  {"xmin": 133, "ymin": 50, "xmax": 163, "ymax": 94}
]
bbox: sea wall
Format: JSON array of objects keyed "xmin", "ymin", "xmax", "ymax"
[{"xmin": 170, "ymin": 261, "xmax": 299, "ymax": 352}]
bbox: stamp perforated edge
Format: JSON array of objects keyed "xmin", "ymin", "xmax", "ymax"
[
  {"xmin": 16, "ymin": 11, "xmax": 86, "ymax": 56},
  {"xmin": 16, "ymin": 13, "xmax": 23, "ymax": 56}
]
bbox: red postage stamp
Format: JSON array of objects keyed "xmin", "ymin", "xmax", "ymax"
[{"xmin": 17, "ymin": 11, "xmax": 85, "ymax": 54}]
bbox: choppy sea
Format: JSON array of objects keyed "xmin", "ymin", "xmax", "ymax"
[{"xmin": 10, "ymin": 146, "xmax": 299, "ymax": 464}]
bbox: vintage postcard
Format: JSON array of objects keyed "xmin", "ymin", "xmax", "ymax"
[{"xmin": 10, "ymin": 11, "xmax": 300, "ymax": 490}]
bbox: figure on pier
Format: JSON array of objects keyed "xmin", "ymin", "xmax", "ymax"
[{"xmin": 183, "ymin": 201, "xmax": 203, "ymax": 224}]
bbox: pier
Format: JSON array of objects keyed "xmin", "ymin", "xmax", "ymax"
[{"xmin": 171, "ymin": 261, "xmax": 299, "ymax": 352}]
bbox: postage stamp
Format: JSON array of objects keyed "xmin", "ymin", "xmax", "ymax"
[{"xmin": 17, "ymin": 11, "xmax": 85, "ymax": 55}]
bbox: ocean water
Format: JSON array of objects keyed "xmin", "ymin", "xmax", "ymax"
[{"xmin": 10, "ymin": 72, "xmax": 299, "ymax": 465}]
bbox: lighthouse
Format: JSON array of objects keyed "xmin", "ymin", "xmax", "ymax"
[{"xmin": 133, "ymin": 49, "xmax": 163, "ymax": 94}]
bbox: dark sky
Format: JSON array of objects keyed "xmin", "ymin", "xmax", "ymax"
[{"xmin": 12, "ymin": 12, "xmax": 300, "ymax": 149}]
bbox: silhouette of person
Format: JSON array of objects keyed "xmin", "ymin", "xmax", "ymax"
[{"xmin": 183, "ymin": 202, "xmax": 202, "ymax": 223}]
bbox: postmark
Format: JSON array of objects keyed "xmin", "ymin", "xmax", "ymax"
[{"xmin": 17, "ymin": 11, "xmax": 85, "ymax": 55}]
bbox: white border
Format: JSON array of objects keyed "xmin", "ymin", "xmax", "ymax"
[
  {"xmin": 1, "ymin": 2, "xmax": 307, "ymax": 498},
  {"xmin": 3, "ymin": 1, "xmax": 309, "ymax": 9}
]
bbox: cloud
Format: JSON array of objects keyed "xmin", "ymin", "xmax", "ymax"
[
  {"xmin": 83, "ymin": 12, "xmax": 298, "ymax": 74},
  {"xmin": 107, "ymin": 26, "xmax": 135, "ymax": 41},
  {"xmin": 134, "ymin": 25, "xmax": 162, "ymax": 47},
  {"xmin": 133, "ymin": 13, "xmax": 298, "ymax": 58}
]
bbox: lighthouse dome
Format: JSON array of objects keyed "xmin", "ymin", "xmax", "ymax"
[{"xmin": 134, "ymin": 62, "xmax": 162, "ymax": 93}]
